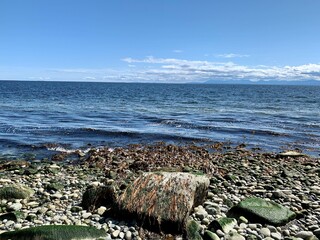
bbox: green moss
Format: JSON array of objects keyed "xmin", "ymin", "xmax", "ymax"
[
  {"xmin": 185, "ymin": 220, "xmax": 203, "ymax": 240},
  {"xmin": 227, "ymin": 197, "xmax": 296, "ymax": 226},
  {"xmin": 208, "ymin": 217, "xmax": 237, "ymax": 233},
  {"xmin": 0, "ymin": 185, "xmax": 33, "ymax": 200},
  {"xmin": 0, "ymin": 225, "xmax": 107, "ymax": 240},
  {"xmin": 191, "ymin": 170, "xmax": 205, "ymax": 176},
  {"xmin": 203, "ymin": 230, "xmax": 220, "ymax": 240}
]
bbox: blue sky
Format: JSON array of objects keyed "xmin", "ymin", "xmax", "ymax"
[{"xmin": 1, "ymin": 0, "xmax": 320, "ymax": 82}]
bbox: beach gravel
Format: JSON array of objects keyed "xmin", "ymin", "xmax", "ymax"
[{"xmin": 0, "ymin": 144, "xmax": 319, "ymax": 239}]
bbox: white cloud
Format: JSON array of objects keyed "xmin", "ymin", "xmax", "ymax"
[
  {"xmin": 83, "ymin": 76, "xmax": 96, "ymax": 80},
  {"xmin": 173, "ymin": 49, "xmax": 183, "ymax": 53},
  {"xmin": 216, "ymin": 53, "xmax": 250, "ymax": 58},
  {"xmin": 2, "ymin": 57, "xmax": 320, "ymax": 83},
  {"xmin": 28, "ymin": 77, "xmax": 51, "ymax": 80},
  {"xmin": 121, "ymin": 56, "xmax": 320, "ymax": 82}
]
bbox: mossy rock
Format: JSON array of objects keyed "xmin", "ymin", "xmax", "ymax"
[
  {"xmin": 208, "ymin": 217, "xmax": 237, "ymax": 233},
  {"xmin": 185, "ymin": 219, "xmax": 203, "ymax": 240},
  {"xmin": 227, "ymin": 197, "xmax": 296, "ymax": 226},
  {"xmin": 0, "ymin": 185, "xmax": 33, "ymax": 200},
  {"xmin": 0, "ymin": 225, "xmax": 107, "ymax": 240}
]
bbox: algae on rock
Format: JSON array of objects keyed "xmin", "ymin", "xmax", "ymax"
[
  {"xmin": 227, "ymin": 197, "xmax": 296, "ymax": 226},
  {"xmin": 117, "ymin": 172, "xmax": 210, "ymax": 233},
  {"xmin": 208, "ymin": 217, "xmax": 237, "ymax": 234},
  {"xmin": 0, "ymin": 225, "xmax": 107, "ymax": 240},
  {"xmin": 185, "ymin": 219, "xmax": 203, "ymax": 240},
  {"xmin": 0, "ymin": 185, "xmax": 33, "ymax": 200}
]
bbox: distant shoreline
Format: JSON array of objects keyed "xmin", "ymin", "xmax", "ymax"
[{"xmin": 1, "ymin": 79, "xmax": 320, "ymax": 86}]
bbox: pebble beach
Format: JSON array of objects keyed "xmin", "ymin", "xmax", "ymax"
[{"xmin": 0, "ymin": 143, "xmax": 319, "ymax": 240}]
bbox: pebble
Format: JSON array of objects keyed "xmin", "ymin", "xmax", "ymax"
[
  {"xmin": 260, "ymin": 227, "xmax": 271, "ymax": 237},
  {"xmin": 314, "ymin": 228, "xmax": 320, "ymax": 237},
  {"xmin": 270, "ymin": 232, "xmax": 282, "ymax": 240},
  {"xmin": 295, "ymin": 231, "xmax": 314, "ymax": 239},
  {"xmin": 216, "ymin": 229, "xmax": 225, "ymax": 237},
  {"xmin": 0, "ymin": 149, "xmax": 319, "ymax": 240},
  {"xmin": 7, "ymin": 203, "xmax": 22, "ymax": 211},
  {"xmin": 119, "ymin": 231, "xmax": 125, "ymax": 239},
  {"xmin": 112, "ymin": 229, "xmax": 120, "ymax": 238},
  {"xmin": 225, "ymin": 232, "xmax": 245, "ymax": 240},
  {"xmin": 82, "ymin": 212, "xmax": 92, "ymax": 219},
  {"xmin": 125, "ymin": 231, "xmax": 132, "ymax": 240},
  {"xmin": 97, "ymin": 206, "xmax": 107, "ymax": 215},
  {"xmin": 248, "ymin": 224, "xmax": 257, "ymax": 230},
  {"xmin": 14, "ymin": 224, "xmax": 22, "ymax": 229}
]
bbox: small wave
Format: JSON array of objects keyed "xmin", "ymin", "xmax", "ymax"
[
  {"xmin": 79, "ymin": 127, "xmax": 212, "ymax": 143},
  {"xmin": 46, "ymin": 146, "xmax": 78, "ymax": 154}
]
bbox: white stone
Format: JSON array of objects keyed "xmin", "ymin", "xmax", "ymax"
[
  {"xmin": 125, "ymin": 231, "xmax": 132, "ymax": 240},
  {"xmin": 119, "ymin": 231, "xmax": 125, "ymax": 239},
  {"xmin": 8, "ymin": 203, "xmax": 22, "ymax": 211},
  {"xmin": 112, "ymin": 229, "xmax": 120, "ymax": 238},
  {"xmin": 260, "ymin": 227, "xmax": 271, "ymax": 237},
  {"xmin": 82, "ymin": 212, "xmax": 92, "ymax": 219},
  {"xmin": 270, "ymin": 232, "xmax": 282, "ymax": 240},
  {"xmin": 97, "ymin": 206, "xmax": 107, "ymax": 215},
  {"xmin": 295, "ymin": 231, "xmax": 314, "ymax": 239}
]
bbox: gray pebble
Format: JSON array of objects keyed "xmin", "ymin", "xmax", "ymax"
[
  {"xmin": 260, "ymin": 227, "xmax": 271, "ymax": 237},
  {"xmin": 270, "ymin": 232, "xmax": 282, "ymax": 240},
  {"xmin": 295, "ymin": 231, "xmax": 314, "ymax": 239}
]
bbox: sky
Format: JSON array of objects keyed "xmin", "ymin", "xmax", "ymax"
[{"xmin": 1, "ymin": 0, "xmax": 320, "ymax": 83}]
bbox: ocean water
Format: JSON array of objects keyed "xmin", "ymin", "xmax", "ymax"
[{"xmin": 0, "ymin": 80, "xmax": 319, "ymax": 159}]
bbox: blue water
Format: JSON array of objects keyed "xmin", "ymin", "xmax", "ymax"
[{"xmin": 0, "ymin": 80, "xmax": 319, "ymax": 158}]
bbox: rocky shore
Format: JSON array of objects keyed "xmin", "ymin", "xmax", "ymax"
[{"xmin": 0, "ymin": 143, "xmax": 319, "ymax": 240}]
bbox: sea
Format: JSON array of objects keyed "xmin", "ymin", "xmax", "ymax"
[{"xmin": 0, "ymin": 80, "xmax": 319, "ymax": 159}]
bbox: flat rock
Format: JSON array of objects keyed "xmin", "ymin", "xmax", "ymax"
[
  {"xmin": 0, "ymin": 225, "xmax": 107, "ymax": 240},
  {"xmin": 277, "ymin": 151, "xmax": 305, "ymax": 158},
  {"xmin": 118, "ymin": 172, "xmax": 209, "ymax": 233},
  {"xmin": 227, "ymin": 197, "xmax": 296, "ymax": 226}
]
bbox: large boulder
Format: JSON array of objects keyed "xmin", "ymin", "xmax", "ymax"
[
  {"xmin": 0, "ymin": 225, "xmax": 107, "ymax": 240},
  {"xmin": 117, "ymin": 172, "xmax": 210, "ymax": 233},
  {"xmin": 227, "ymin": 197, "xmax": 296, "ymax": 226}
]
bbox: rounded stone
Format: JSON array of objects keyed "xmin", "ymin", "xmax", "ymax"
[
  {"xmin": 82, "ymin": 212, "xmax": 92, "ymax": 219},
  {"xmin": 7, "ymin": 203, "xmax": 22, "ymax": 211},
  {"xmin": 260, "ymin": 227, "xmax": 271, "ymax": 237},
  {"xmin": 295, "ymin": 231, "xmax": 314, "ymax": 239},
  {"xmin": 119, "ymin": 231, "xmax": 125, "ymax": 239},
  {"xmin": 270, "ymin": 232, "xmax": 282, "ymax": 240},
  {"xmin": 125, "ymin": 231, "xmax": 132, "ymax": 240},
  {"xmin": 112, "ymin": 229, "xmax": 120, "ymax": 238}
]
